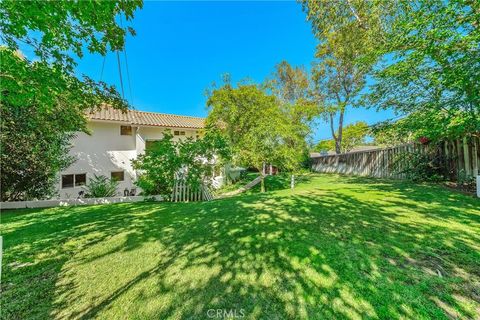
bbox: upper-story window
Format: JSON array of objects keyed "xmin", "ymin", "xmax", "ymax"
[
  {"xmin": 174, "ymin": 130, "xmax": 186, "ymax": 136},
  {"xmin": 120, "ymin": 125, "xmax": 132, "ymax": 136}
]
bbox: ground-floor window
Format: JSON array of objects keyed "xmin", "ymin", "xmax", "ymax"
[
  {"xmin": 111, "ymin": 171, "xmax": 125, "ymax": 182},
  {"xmin": 62, "ymin": 173, "xmax": 87, "ymax": 188}
]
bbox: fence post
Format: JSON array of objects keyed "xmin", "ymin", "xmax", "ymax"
[{"xmin": 477, "ymin": 175, "xmax": 480, "ymax": 198}]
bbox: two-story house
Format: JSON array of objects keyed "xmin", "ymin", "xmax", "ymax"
[{"xmin": 58, "ymin": 107, "xmax": 205, "ymax": 199}]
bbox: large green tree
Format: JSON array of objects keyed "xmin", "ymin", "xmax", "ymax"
[
  {"xmin": 207, "ymin": 82, "xmax": 294, "ymax": 191},
  {"xmin": 264, "ymin": 61, "xmax": 318, "ymax": 172},
  {"xmin": 301, "ymin": 0, "xmax": 388, "ymax": 154},
  {"xmin": 0, "ymin": 1, "xmax": 142, "ymax": 200},
  {"xmin": 366, "ymin": 0, "xmax": 480, "ymax": 140}
]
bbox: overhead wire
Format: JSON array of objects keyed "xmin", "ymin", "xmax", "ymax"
[
  {"xmin": 99, "ymin": 55, "xmax": 106, "ymax": 82},
  {"xmin": 120, "ymin": 13, "xmax": 133, "ymax": 104},
  {"xmin": 116, "ymin": 50, "xmax": 125, "ymax": 100}
]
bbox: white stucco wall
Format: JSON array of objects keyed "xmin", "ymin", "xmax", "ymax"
[
  {"xmin": 138, "ymin": 127, "xmax": 199, "ymax": 142},
  {"xmin": 57, "ymin": 121, "xmax": 138, "ymax": 199},
  {"xmin": 56, "ymin": 122, "xmax": 202, "ymax": 199}
]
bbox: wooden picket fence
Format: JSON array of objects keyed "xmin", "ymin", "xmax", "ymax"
[
  {"xmin": 171, "ymin": 179, "xmax": 214, "ymax": 202},
  {"xmin": 311, "ymin": 135, "xmax": 480, "ymax": 181}
]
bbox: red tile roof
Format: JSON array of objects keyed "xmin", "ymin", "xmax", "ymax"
[{"xmin": 87, "ymin": 107, "xmax": 205, "ymax": 129}]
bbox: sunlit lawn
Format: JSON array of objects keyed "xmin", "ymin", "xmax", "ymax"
[{"xmin": 1, "ymin": 174, "xmax": 479, "ymax": 319}]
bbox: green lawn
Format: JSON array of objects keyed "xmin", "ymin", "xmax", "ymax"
[{"xmin": 1, "ymin": 174, "xmax": 479, "ymax": 319}]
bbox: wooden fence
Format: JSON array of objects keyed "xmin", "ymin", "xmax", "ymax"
[
  {"xmin": 171, "ymin": 179, "xmax": 214, "ymax": 202},
  {"xmin": 311, "ymin": 136, "xmax": 480, "ymax": 181}
]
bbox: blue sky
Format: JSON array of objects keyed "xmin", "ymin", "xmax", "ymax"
[{"xmin": 75, "ymin": 1, "xmax": 394, "ymax": 142}]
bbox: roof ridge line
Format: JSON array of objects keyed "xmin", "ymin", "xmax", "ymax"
[{"xmin": 130, "ymin": 109, "xmax": 205, "ymax": 120}]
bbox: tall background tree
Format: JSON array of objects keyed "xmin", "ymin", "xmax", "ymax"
[
  {"xmin": 206, "ymin": 82, "xmax": 285, "ymax": 192},
  {"xmin": 314, "ymin": 121, "xmax": 369, "ymax": 154},
  {"xmin": 302, "ymin": 0, "xmax": 479, "ymax": 142},
  {"xmin": 264, "ymin": 61, "xmax": 318, "ymax": 171},
  {"xmin": 0, "ymin": 1, "xmax": 142, "ymax": 200},
  {"xmin": 365, "ymin": 0, "xmax": 480, "ymax": 140},
  {"xmin": 301, "ymin": 0, "xmax": 390, "ymax": 154}
]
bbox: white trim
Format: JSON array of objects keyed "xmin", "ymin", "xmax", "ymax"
[{"xmin": 1, "ymin": 195, "xmax": 163, "ymax": 210}]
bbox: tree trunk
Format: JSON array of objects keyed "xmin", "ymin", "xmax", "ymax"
[
  {"xmin": 337, "ymin": 110, "xmax": 345, "ymax": 154},
  {"xmin": 291, "ymin": 174, "xmax": 295, "ymax": 189},
  {"xmin": 260, "ymin": 175, "xmax": 265, "ymax": 192},
  {"xmin": 330, "ymin": 110, "xmax": 345, "ymax": 155}
]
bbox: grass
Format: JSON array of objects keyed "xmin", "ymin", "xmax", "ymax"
[
  {"xmin": 1, "ymin": 174, "xmax": 479, "ymax": 319},
  {"xmin": 213, "ymin": 172, "xmax": 260, "ymax": 195}
]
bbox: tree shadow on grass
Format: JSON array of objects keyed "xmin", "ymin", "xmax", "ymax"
[{"xmin": 1, "ymin": 176, "xmax": 479, "ymax": 319}]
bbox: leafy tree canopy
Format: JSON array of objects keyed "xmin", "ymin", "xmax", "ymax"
[
  {"xmin": 364, "ymin": 0, "xmax": 480, "ymax": 140},
  {"xmin": 206, "ymin": 82, "xmax": 283, "ymax": 170},
  {"xmin": 314, "ymin": 121, "xmax": 370, "ymax": 154},
  {"xmin": 0, "ymin": 1, "xmax": 142, "ymax": 200},
  {"xmin": 301, "ymin": 0, "xmax": 388, "ymax": 153}
]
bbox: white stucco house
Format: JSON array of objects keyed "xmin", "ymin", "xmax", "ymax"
[{"xmin": 57, "ymin": 107, "xmax": 205, "ymax": 199}]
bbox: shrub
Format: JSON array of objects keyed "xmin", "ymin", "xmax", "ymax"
[
  {"xmin": 83, "ymin": 175, "xmax": 118, "ymax": 198},
  {"xmin": 392, "ymin": 151, "xmax": 445, "ymax": 182},
  {"xmin": 132, "ymin": 130, "xmax": 230, "ymax": 197}
]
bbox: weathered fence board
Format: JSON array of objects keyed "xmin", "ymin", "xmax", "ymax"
[
  {"xmin": 311, "ymin": 135, "xmax": 480, "ymax": 181},
  {"xmin": 171, "ymin": 179, "xmax": 214, "ymax": 202}
]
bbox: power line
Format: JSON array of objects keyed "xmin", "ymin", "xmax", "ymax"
[
  {"xmin": 120, "ymin": 13, "xmax": 133, "ymax": 104},
  {"xmin": 116, "ymin": 50, "xmax": 125, "ymax": 99},
  {"xmin": 99, "ymin": 55, "xmax": 106, "ymax": 82}
]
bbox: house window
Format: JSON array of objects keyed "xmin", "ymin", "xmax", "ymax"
[
  {"xmin": 75, "ymin": 174, "xmax": 86, "ymax": 186},
  {"xmin": 111, "ymin": 171, "xmax": 125, "ymax": 182},
  {"xmin": 180, "ymin": 131, "xmax": 186, "ymax": 136},
  {"xmin": 145, "ymin": 140, "xmax": 159, "ymax": 151},
  {"xmin": 174, "ymin": 130, "xmax": 180, "ymax": 136},
  {"xmin": 62, "ymin": 173, "xmax": 86, "ymax": 188},
  {"xmin": 120, "ymin": 125, "xmax": 132, "ymax": 136}
]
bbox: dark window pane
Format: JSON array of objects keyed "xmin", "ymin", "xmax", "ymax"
[
  {"xmin": 174, "ymin": 131, "xmax": 180, "ymax": 136},
  {"xmin": 62, "ymin": 174, "xmax": 74, "ymax": 188},
  {"xmin": 75, "ymin": 174, "xmax": 86, "ymax": 186},
  {"xmin": 180, "ymin": 131, "xmax": 185, "ymax": 135},
  {"xmin": 120, "ymin": 125, "xmax": 132, "ymax": 135},
  {"xmin": 111, "ymin": 171, "xmax": 124, "ymax": 181},
  {"xmin": 145, "ymin": 140, "xmax": 155, "ymax": 149}
]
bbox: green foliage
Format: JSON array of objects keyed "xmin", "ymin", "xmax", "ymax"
[
  {"xmin": 0, "ymin": 1, "xmax": 141, "ymax": 200},
  {"xmin": 83, "ymin": 175, "xmax": 119, "ymax": 198},
  {"xmin": 207, "ymin": 63, "xmax": 315, "ymax": 182},
  {"xmin": 132, "ymin": 131, "xmax": 229, "ymax": 197},
  {"xmin": 315, "ymin": 121, "xmax": 370, "ymax": 153},
  {"xmin": 133, "ymin": 133, "xmax": 181, "ymax": 197},
  {"xmin": 392, "ymin": 151, "xmax": 444, "ymax": 182},
  {"xmin": 0, "ymin": 0, "xmax": 142, "ymax": 73},
  {"xmin": 206, "ymin": 83, "xmax": 284, "ymax": 171},
  {"xmin": 3, "ymin": 175, "xmax": 479, "ymax": 319},
  {"xmin": 370, "ymin": 119, "xmax": 413, "ymax": 147},
  {"xmin": 302, "ymin": 0, "xmax": 385, "ymax": 154},
  {"xmin": 314, "ymin": 140, "xmax": 336, "ymax": 154},
  {"xmin": 265, "ymin": 61, "xmax": 318, "ymax": 172},
  {"xmin": 0, "ymin": 101, "xmax": 75, "ymax": 201},
  {"xmin": 365, "ymin": 0, "xmax": 480, "ymax": 140},
  {"xmin": 340, "ymin": 121, "xmax": 369, "ymax": 152}
]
